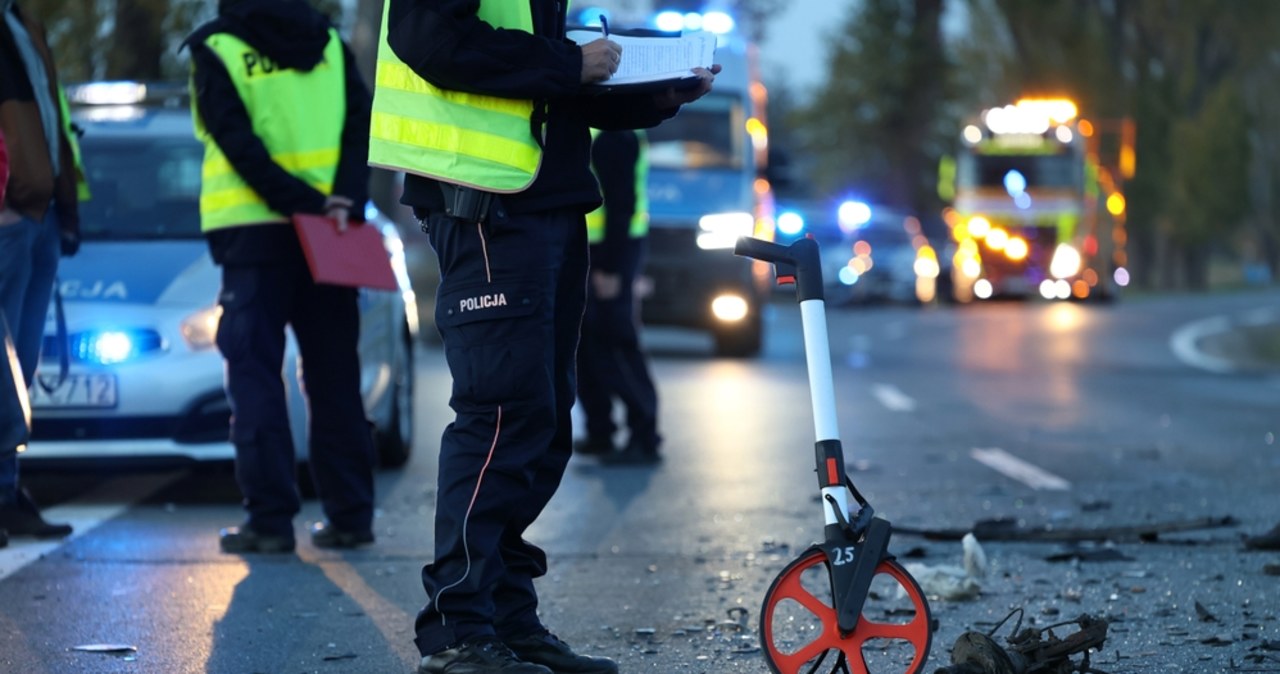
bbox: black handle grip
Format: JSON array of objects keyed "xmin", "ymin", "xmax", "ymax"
[
  {"xmin": 734, "ymin": 236, "xmax": 826, "ymax": 303},
  {"xmin": 733, "ymin": 236, "xmax": 793, "ymax": 266}
]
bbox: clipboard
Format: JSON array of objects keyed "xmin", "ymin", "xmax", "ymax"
[{"xmin": 291, "ymin": 214, "xmax": 398, "ymax": 291}]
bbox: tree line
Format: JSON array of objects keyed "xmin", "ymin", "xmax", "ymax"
[
  {"xmin": 23, "ymin": 0, "xmax": 1279, "ymax": 290},
  {"xmin": 788, "ymin": 0, "xmax": 1280, "ymax": 290}
]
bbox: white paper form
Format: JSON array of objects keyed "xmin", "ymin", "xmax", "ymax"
[{"xmin": 567, "ymin": 30, "xmax": 717, "ymax": 86}]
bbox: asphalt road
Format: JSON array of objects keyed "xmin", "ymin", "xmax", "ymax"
[{"xmin": 2, "ymin": 288, "xmax": 1278, "ymax": 674}]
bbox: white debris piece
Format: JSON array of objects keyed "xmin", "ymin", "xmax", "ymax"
[{"xmin": 903, "ymin": 533, "xmax": 987, "ymax": 601}]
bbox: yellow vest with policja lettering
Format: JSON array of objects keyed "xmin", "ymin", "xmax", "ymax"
[
  {"xmin": 366, "ymin": 0, "xmax": 544, "ymax": 193},
  {"xmin": 193, "ymin": 29, "xmax": 346, "ymax": 231}
]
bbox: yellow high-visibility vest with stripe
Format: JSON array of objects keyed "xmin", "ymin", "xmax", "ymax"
[
  {"xmin": 367, "ymin": 0, "xmax": 543, "ymax": 193},
  {"xmin": 585, "ymin": 129, "xmax": 649, "ymax": 244},
  {"xmin": 56, "ymin": 84, "xmax": 91, "ymax": 201},
  {"xmin": 192, "ymin": 30, "xmax": 346, "ymax": 231}
]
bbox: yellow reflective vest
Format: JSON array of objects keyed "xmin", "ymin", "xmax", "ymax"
[
  {"xmin": 56, "ymin": 84, "xmax": 91, "ymax": 201},
  {"xmin": 367, "ymin": 0, "xmax": 543, "ymax": 193},
  {"xmin": 193, "ymin": 30, "xmax": 346, "ymax": 231},
  {"xmin": 585, "ymin": 129, "xmax": 648, "ymax": 244}
]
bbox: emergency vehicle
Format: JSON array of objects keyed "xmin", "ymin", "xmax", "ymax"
[
  {"xmin": 945, "ymin": 98, "xmax": 1131, "ymax": 302},
  {"xmin": 576, "ymin": 3, "xmax": 775, "ymax": 356}
]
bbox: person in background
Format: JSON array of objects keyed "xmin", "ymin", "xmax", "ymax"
[
  {"xmin": 575, "ymin": 128, "xmax": 663, "ymax": 466},
  {"xmin": 183, "ymin": 0, "xmax": 376, "ymax": 554},
  {"xmin": 373, "ymin": 1, "xmax": 718, "ymax": 672},
  {"xmin": 0, "ymin": 0, "xmax": 79, "ymax": 545}
]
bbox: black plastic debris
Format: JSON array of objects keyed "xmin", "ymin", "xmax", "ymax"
[{"xmin": 70, "ymin": 644, "xmax": 138, "ymax": 656}]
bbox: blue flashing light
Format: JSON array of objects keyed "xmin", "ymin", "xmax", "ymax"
[
  {"xmin": 1003, "ymin": 169, "xmax": 1027, "ymax": 196},
  {"xmin": 69, "ymin": 328, "xmax": 163, "ymax": 364},
  {"xmin": 777, "ymin": 211, "xmax": 805, "ymax": 236},
  {"xmin": 1014, "ymin": 192, "xmax": 1032, "ymax": 209},
  {"xmin": 837, "ymin": 200, "xmax": 872, "ymax": 234},
  {"xmin": 76, "ymin": 331, "xmax": 135, "ymax": 364},
  {"xmin": 702, "ymin": 11, "xmax": 735, "ymax": 34},
  {"xmin": 577, "ymin": 7, "xmax": 609, "ymax": 28},
  {"xmin": 654, "ymin": 10, "xmax": 684, "ymax": 32}
]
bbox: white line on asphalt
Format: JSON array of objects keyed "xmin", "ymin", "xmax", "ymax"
[
  {"xmin": 970, "ymin": 447, "xmax": 1071, "ymax": 491},
  {"xmin": 871, "ymin": 383, "xmax": 916, "ymax": 412},
  {"xmin": 1169, "ymin": 315, "xmax": 1236, "ymax": 373},
  {"xmin": 0, "ymin": 471, "xmax": 184, "ymax": 582}
]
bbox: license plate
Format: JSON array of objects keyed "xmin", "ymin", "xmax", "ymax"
[{"xmin": 29, "ymin": 373, "xmax": 118, "ymax": 409}]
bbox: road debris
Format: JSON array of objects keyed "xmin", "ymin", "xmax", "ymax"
[
  {"xmin": 70, "ymin": 643, "xmax": 138, "ymax": 661},
  {"xmin": 934, "ymin": 609, "xmax": 1110, "ymax": 674},
  {"xmin": 904, "ymin": 533, "xmax": 986, "ymax": 601},
  {"xmin": 898, "ymin": 515, "xmax": 1238, "ymax": 543}
]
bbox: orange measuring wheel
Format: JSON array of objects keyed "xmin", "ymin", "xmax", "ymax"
[{"xmin": 761, "ymin": 548, "xmax": 932, "ymax": 674}]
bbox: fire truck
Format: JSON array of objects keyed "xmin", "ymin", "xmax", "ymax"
[{"xmin": 944, "ymin": 98, "xmax": 1131, "ymax": 302}]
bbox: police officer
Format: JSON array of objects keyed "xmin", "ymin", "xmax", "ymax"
[
  {"xmin": 184, "ymin": 0, "xmax": 376, "ymax": 554},
  {"xmin": 576, "ymin": 129, "xmax": 662, "ymax": 465},
  {"xmin": 373, "ymin": 1, "xmax": 718, "ymax": 672}
]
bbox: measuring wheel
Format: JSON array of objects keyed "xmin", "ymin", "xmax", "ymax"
[{"xmin": 761, "ymin": 548, "xmax": 932, "ymax": 674}]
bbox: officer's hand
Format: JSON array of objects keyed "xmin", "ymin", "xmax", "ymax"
[
  {"xmin": 580, "ymin": 38, "xmax": 623, "ymax": 84},
  {"xmin": 591, "ymin": 270, "xmax": 622, "ymax": 300},
  {"xmin": 325, "ymin": 195, "xmax": 354, "ymax": 232},
  {"xmin": 654, "ymin": 64, "xmax": 720, "ymax": 109}
]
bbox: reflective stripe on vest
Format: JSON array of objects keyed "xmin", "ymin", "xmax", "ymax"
[
  {"xmin": 57, "ymin": 84, "xmax": 91, "ymax": 201},
  {"xmin": 193, "ymin": 30, "xmax": 346, "ymax": 232},
  {"xmin": 367, "ymin": 0, "xmax": 542, "ymax": 193},
  {"xmin": 586, "ymin": 129, "xmax": 649, "ymax": 244}
]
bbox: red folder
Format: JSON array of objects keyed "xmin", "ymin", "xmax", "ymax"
[{"xmin": 292, "ymin": 214, "xmax": 399, "ymax": 291}]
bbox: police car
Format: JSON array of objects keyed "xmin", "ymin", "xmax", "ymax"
[{"xmin": 24, "ymin": 82, "xmax": 419, "ymax": 468}]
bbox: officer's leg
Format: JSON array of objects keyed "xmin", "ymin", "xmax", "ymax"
[
  {"xmin": 575, "ymin": 278, "xmax": 616, "ymax": 447},
  {"xmin": 216, "ymin": 264, "xmax": 299, "ymax": 537},
  {"xmin": 493, "ymin": 210, "xmax": 589, "ymax": 637},
  {"xmin": 611, "ymin": 241, "xmax": 660, "ymax": 451},
  {"xmin": 290, "ymin": 266, "xmax": 375, "ymax": 534},
  {"xmin": 415, "ymin": 210, "xmax": 563, "ymax": 655}
]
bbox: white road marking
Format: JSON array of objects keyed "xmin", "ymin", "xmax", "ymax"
[
  {"xmin": 0, "ymin": 471, "xmax": 184, "ymax": 581},
  {"xmin": 871, "ymin": 383, "xmax": 916, "ymax": 412},
  {"xmin": 1169, "ymin": 315, "xmax": 1237, "ymax": 374},
  {"xmin": 970, "ymin": 447, "xmax": 1071, "ymax": 491}
]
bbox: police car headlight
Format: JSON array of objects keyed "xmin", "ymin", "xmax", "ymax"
[
  {"xmin": 180, "ymin": 306, "xmax": 223, "ymax": 351},
  {"xmin": 697, "ymin": 212, "xmax": 755, "ymax": 250}
]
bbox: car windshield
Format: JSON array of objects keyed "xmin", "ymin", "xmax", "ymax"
[
  {"xmin": 79, "ymin": 137, "xmax": 204, "ymax": 240},
  {"xmin": 645, "ymin": 92, "xmax": 744, "ymax": 170}
]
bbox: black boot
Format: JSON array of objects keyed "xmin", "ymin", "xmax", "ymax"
[
  {"xmin": 504, "ymin": 631, "xmax": 618, "ymax": 674},
  {"xmin": 418, "ymin": 637, "xmax": 552, "ymax": 673},
  {"xmin": 0, "ymin": 489, "xmax": 73, "ymax": 539}
]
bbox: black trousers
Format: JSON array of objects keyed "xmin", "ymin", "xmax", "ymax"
[
  {"xmin": 414, "ymin": 208, "xmax": 588, "ymax": 656},
  {"xmin": 577, "ymin": 238, "xmax": 659, "ymax": 451},
  {"xmin": 215, "ymin": 250, "xmax": 375, "ymax": 538}
]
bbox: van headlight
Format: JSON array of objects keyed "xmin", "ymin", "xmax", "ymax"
[
  {"xmin": 180, "ymin": 305, "xmax": 223, "ymax": 350},
  {"xmin": 696, "ymin": 212, "xmax": 755, "ymax": 250},
  {"xmin": 1049, "ymin": 244, "xmax": 1082, "ymax": 279}
]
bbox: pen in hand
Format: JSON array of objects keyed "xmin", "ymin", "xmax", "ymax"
[{"xmin": 600, "ymin": 15, "xmax": 609, "ymax": 38}]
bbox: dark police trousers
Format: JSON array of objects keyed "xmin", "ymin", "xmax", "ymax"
[
  {"xmin": 577, "ymin": 238, "xmax": 659, "ymax": 451},
  {"xmin": 215, "ymin": 246, "xmax": 375, "ymax": 538},
  {"xmin": 414, "ymin": 207, "xmax": 588, "ymax": 656}
]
